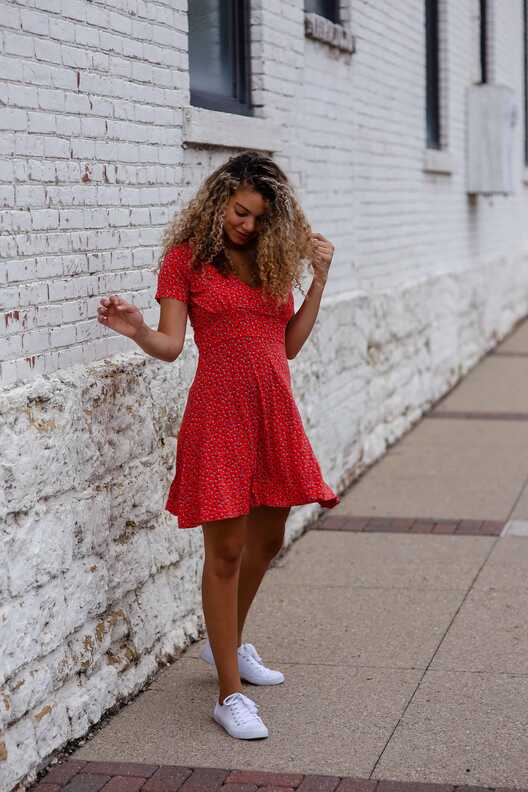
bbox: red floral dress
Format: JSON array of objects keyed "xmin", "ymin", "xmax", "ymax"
[{"xmin": 155, "ymin": 241, "xmax": 340, "ymax": 529}]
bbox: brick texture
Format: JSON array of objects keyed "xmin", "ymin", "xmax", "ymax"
[
  {"xmin": 315, "ymin": 516, "xmax": 505, "ymax": 536},
  {"xmin": 32, "ymin": 761, "xmax": 526, "ymax": 792},
  {"xmin": 0, "ymin": 2, "xmax": 526, "ymax": 390}
]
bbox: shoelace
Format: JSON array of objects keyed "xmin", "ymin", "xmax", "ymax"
[
  {"xmin": 239, "ymin": 642, "xmax": 264, "ymax": 665},
  {"xmin": 223, "ymin": 692, "xmax": 260, "ymax": 725}
]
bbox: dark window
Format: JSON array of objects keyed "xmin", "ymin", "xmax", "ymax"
[
  {"xmin": 189, "ymin": 0, "xmax": 252, "ymax": 116},
  {"xmin": 304, "ymin": 0, "xmax": 340, "ymax": 24},
  {"xmin": 524, "ymin": 0, "xmax": 528, "ymax": 165},
  {"xmin": 425, "ymin": 0, "xmax": 441, "ymax": 149},
  {"xmin": 480, "ymin": 0, "xmax": 488, "ymax": 83}
]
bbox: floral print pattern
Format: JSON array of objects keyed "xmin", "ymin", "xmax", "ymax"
[{"xmin": 155, "ymin": 241, "xmax": 340, "ymax": 528}]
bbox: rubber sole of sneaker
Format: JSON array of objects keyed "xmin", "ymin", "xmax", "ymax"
[
  {"xmin": 239, "ymin": 672, "xmax": 285, "ymax": 686},
  {"xmin": 201, "ymin": 646, "xmax": 285, "ymax": 686},
  {"xmin": 212, "ymin": 712, "xmax": 269, "ymax": 740}
]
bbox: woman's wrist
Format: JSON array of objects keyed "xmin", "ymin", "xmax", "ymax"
[
  {"xmin": 310, "ymin": 275, "xmax": 327, "ymax": 291},
  {"xmin": 132, "ymin": 321, "xmax": 150, "ymax": 345}
]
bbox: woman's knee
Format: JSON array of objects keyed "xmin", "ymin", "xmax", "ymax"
[
  {"xmin": 208, "ymin": 542, "xmax": 245, "ymax": 577},
  {"xmin": 256, "ymin": 533, "xmax": 284, "ymax": 562},
  {"xmin": 202, "ymin": 515, "xmax": 248, "ymax": 578},
  {"xmin": 246, "ymin": 506, "xmax": 288, "ymax": 561},
  {"xmin": 247, "ymin": 524, "xmax": 285, "ymax": 562}
]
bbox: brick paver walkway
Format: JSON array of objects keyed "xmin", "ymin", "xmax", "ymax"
[{"xmin": 31, "ymin": 761, "xmax": 528, "ymax": 792}]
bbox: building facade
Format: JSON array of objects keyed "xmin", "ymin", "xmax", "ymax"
[{"xmin": 1, "ymin": 1, "xmax": 527, "ymax": 788}]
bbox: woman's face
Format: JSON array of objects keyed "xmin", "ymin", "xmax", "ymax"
[{"xmin": 223, "ymin": 186, "xmax": 269, "ymax": 247}]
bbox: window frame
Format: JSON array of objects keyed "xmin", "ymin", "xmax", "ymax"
[
  {"xmin": 189, "ymin": 0, "xmax": 253, "ymax": 117},
  {"xmin": 480, "ymin": 0, "xmax": 488, "ymax": 84},
  {"xmin": 425, "ymin": 0, "xmax": 441, "ymax": 150},
  {"xmin": 524, "ymin": 0, "xmax": 528, "ymax": 167},
  {"xmin": 304, "ymin": 0, "xmax": 340, "ymax": 24}
]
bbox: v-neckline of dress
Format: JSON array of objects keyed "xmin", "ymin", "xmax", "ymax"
[
  {"xmin": 228, "ymin": 271, "xmax": 262, "ymax": 291},
  {"xmin": 207, "ymin": 262, "xmax": 263, "ymax": 292}
]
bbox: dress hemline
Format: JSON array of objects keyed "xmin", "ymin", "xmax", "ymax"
[{"xmin": 164, "ymin": 492, "xmax": 341, "ymax": 530}]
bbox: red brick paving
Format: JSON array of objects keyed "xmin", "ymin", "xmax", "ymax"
[
  {"xmin": 220, "ymin": 785, "xmax": 259, "ymax": 792},
  {"xmin": 30, "ymin": 761, "xmax": 528, "ymax": 792},
  {"xmin": 78, "ymin": 764, "xmax": 158, "ymax": 779},
  {"xmin": 296, "ymin": 777, "xmax": 341, "ymax": 792},
  {"xmin": 314, "ymin": 516, "xmax": 504, "ymax": 536},
  {"xmin": 226, "ymin": 774, "xmax": 304, "ymax": 788},
  {"xmin": 335, "ymin": 782, "xmax": 376, "ymax": 792},
  {"xmin": 428, "ymin": 410, "xmax": 528, "ymax": 421},
  {"xmin": 102, "ymin": 778, "xmax": 147, "ymax": 792},
  {"xmin": 143, "ymin": 768, "xmax": 193, "ymax": 792},
  {"xmin": 490, "ymin": 350, "xmax": 528, "ymax": 356},
  {"xmin": 258, "ymin": 788, "xmax": 296, "ymax": 792},
  {"xmin": 180, "ymin": 768, "xmax": 230, "ymax": 791}
]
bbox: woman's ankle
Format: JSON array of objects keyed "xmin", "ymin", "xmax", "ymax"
[{"xmin": 218, "ymin": 687, "xmax": 243, "ymax": 705}]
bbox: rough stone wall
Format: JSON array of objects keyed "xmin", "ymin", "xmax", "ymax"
[{"xmin": 1, "ymin": 0, "xmax": 528, "ymax": 789}]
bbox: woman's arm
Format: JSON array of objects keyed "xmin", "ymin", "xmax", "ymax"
[
  {"xmin": 97, "ymin": 294, "xmax": 187, "ymax": 363},
  {"xmin": 285, "ymin": 276, "xmax": 326, "ymax": 359},
  {"xmin": 285, "ymin": 232, "xmax": 335, "ymax": 360}
]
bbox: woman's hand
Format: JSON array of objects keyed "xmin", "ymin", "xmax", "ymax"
[
  {"xmin": 311, "ymin": 232, "xmax": 335, "ymax": 287},
  {"xmin": 97, "ymin": 295, "xmax": 146, "ymax": 339}
]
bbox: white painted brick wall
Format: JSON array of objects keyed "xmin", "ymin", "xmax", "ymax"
[
  {"xmin": 0, "ymin": 0, "xmax": 189, "ymax": 388},
  {"xmin": 1, "ymin": 0, "xmax": 528, "ymax": 788}
]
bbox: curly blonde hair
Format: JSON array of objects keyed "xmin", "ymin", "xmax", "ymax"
[{"xmin": 157, "ymin": 151, "xmax": 314, "ymax": 304}]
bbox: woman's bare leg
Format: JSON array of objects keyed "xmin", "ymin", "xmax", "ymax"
[
  {"xmin": 201, "ymin": 513, "xmax": 248, "ymax": 704},
  {"xmin": 236, "ymin": 505, "xmax": 290, "ymax": 647}
]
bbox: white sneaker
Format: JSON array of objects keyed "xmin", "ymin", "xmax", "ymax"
[
  {"xmin": 200, "ymin": 640, "xmax": 285, "ymax": 685},
  {"xmin": 238, "ymin": 642, "xmax": 285, "ymax": 685},
  {"xmin": 213, "ymin": 691, "xmax": 269, "ymax": 739}
]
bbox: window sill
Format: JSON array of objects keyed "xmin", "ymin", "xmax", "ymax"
[
  {"xmin": 304, "ymin": 12, "xmax": 355, "ymax": 53},
  {"xmin": 182, "ymin": 106, "xmax": 281, "ymax": 151},
  {"xmin": 423, "ymin": 148, "xmax": 454, "ymax": 174}
]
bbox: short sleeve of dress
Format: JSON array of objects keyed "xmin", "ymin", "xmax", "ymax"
[{"xmin": 155, "ymin": 243, "xmax": 191, "ymax": 304}]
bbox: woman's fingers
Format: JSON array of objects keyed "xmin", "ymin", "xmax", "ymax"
[
  {"xmin": 100, "ymin": 295, "xmax": 126, "ymax": 310},
  {"xmin": 100, "ymin": 295, "xmax": 120, "ymax": 308},
  {"xmin": 111, "ymin": 295, "xmax": 131, "ymax": 312},
  {"xmin": 96, "ymin": 295, "xmax": 143, "ymax": 338},
  {"xmin": 97, "ymin": 295, "xmax": 126, "ymax": 324}
]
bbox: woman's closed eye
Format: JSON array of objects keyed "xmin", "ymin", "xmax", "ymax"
[{"xmin": 236, "ymin": 209, "xmax": 268, "ymax": 225}]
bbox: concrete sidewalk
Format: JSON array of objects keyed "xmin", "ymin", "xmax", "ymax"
[{"xmin": 69, "ymin": 319, "xmax": 528, "ymax": 788}]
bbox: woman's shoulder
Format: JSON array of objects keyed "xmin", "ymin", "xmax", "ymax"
[
  {"xmin": 167, "ymin": 239, "xmax": 211, "ymax": 271},
  {"xmin": 166, "ymin": 239, "xmax": 193, "ymax": 260},
  {"xmin": 160, "ymin": 241, "xmax": 196, "ymax": 277},
  {"xmin": 156, "ymin": 241, "xmax": 195, "ymax": 304}
]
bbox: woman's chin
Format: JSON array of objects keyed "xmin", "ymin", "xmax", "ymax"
[{"xmin": 227, "ymin": 233, "xmax": 252, "ymax": 248}]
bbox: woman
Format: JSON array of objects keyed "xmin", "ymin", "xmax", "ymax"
[{"xmin": 97, "ymin": 151, "xmax": 340, "ymax": 741}]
